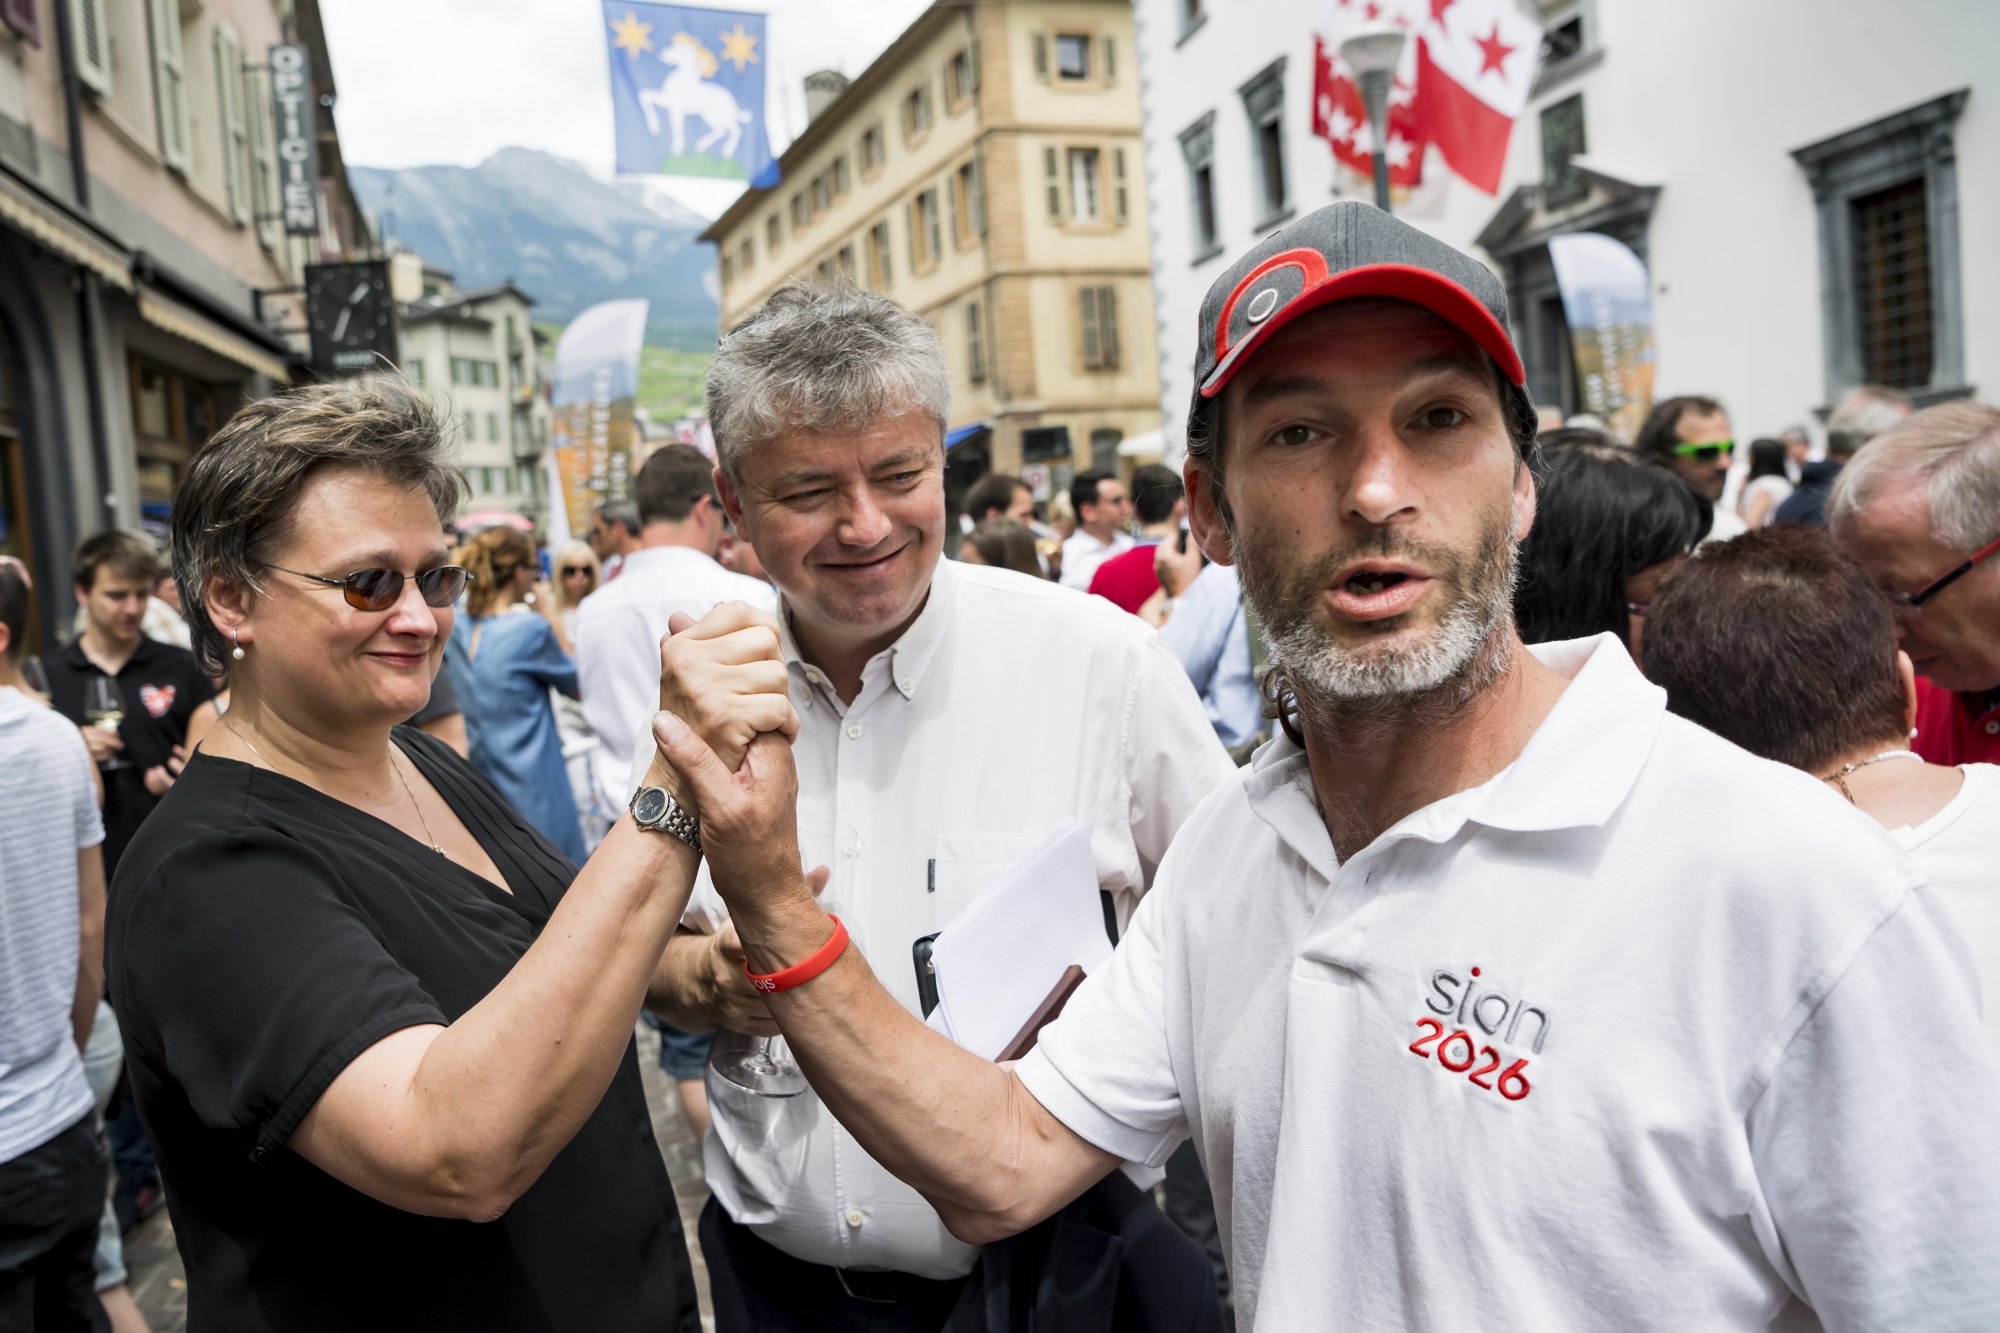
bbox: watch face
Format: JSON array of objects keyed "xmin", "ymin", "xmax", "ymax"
[{"xmin": 633, "ymin": 787, "xmax": 669, "ymax": 825}]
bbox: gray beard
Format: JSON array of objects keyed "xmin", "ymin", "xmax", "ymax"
[{"xmin": 1235, "ymin": 502, "xmax": 1522, "ymax": 731}]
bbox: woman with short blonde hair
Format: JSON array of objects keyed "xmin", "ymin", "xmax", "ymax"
[{"xmin": 107, "ymin": 377, "xmax": 708, "ymax": 1331}]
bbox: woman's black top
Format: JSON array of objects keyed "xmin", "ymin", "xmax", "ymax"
[{"xmin": 106, "ymin": 727, "xmax": 697, "ymax": 1333}]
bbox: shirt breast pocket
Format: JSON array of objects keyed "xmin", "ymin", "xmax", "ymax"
[{"xmin": 928, "ymin": 832, "xmax": 1046, "ymax": 932}]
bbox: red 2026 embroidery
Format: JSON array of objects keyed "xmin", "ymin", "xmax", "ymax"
[{"xmin": 1409, "ymin": 1017, "xmax": 1532, "ymax": 1100}]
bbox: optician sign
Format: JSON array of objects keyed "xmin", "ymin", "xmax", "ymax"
[{"xmin": 269, "ymin": 44, "xmax": 321, "ymax": 236}]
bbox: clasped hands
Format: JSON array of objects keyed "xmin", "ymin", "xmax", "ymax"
[{"xmin": 642, "ymin": 602, "xmax": 829, "ymax": 1036}]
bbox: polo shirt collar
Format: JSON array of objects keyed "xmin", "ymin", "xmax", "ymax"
[
  {"xmin": 1243, "ymin": 633, "xmax": 1663, "ymax": 876},
  {"xmin": 60, "ymin": 634, "xmax": 161, "ymax": 675},
  {"xmin": 779, "ymin": 556, "xmax": 957, "ymax": 704}
]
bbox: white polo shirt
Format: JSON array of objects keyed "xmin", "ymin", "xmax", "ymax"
[
  {"xmin": 1019, "ymin": 635, "xmax": 2000, "ymax": 1332},
  {"xmin": 1058, "ymin": 529, "xmax": 1133, "ymax": 591},
  {"xmin": 684, "ymin": 558, "xmax": 1235, "ymax": 1277},
  {"xmin": 573, "ymin": 544, "xmax": 776, "ymax": 815}
]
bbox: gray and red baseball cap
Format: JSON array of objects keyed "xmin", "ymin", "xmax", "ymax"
[{"xmin": 1193, "ymin": 202, "xmax": 1536, "ymax": 437}]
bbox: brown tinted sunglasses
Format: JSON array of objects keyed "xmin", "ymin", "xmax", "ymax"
[{"xmin": 261, "ymin": 563, "xmax": 471, "ymax": 611}]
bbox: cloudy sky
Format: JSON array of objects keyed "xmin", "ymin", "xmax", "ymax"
[{"xmin": 320, "ymin": 0, "xmax": 930, "ymax": 213}]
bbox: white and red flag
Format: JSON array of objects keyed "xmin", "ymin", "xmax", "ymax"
[{"xmin": 1313, "ymin": 0, "xmax": 1543, "ymax": 195}]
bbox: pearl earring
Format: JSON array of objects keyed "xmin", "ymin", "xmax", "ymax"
[{"xmin": 231, "ymin": 629, "xmax": 245, "ymax": 661}]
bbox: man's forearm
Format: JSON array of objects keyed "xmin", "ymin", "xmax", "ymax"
[
  {"xmin": 731, "ymin": 885, "xmax": 1117, "ymax": 1241},
  {"xmin": 645, "ymin": 929, "xmax": 721, "ymax": 1032}
]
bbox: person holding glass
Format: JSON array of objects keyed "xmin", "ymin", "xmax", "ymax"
[
  {"xmin": 446, "ymin": 526, "xmax": 587, "ymax": 864},
  {"xmin": 104, "ymin": 378, "xmax": 770, "ymax": 1331}
]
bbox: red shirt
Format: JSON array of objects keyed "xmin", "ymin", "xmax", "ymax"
[
  {"xmin": 1912, "ymin": 675, "xmax": 2000, "ymax": 765},
  {"xmin": 1088, "ymin": 542, "xmax": 1162, "ymax": 614}
]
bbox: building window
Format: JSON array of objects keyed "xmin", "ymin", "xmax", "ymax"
[
  {"xmin": 810, "ymin": 171, "xmax": 832, "ymax": 215},
  {"xmin": 946, "ymin": 49, "xmax": 973, "ymax": 106},
  {"xmin": 1540, "ymin": 94, "xmax": 1588, "ymax": 210},
  {"xmin": 487, "ymin": 413, "xmax": 501, "ymax": 442},
  {"xmin": 866, "ymin": 220, "xmax": 893, "ymax": 287},
  {"xmin": 1239, "ymin": 59, "xmax": 1288, "ymax": 229},
  {"xmin": 720, "ymin": 253, "xmax": 734, "ymax": 287},
  {"xmin": 952, "ymin": 158, "xmax": 986, "ymax": 243},
  {"xmin": 832, "ymin": 154, "xmax": 851, "ymax": 197},
  {"xmin": 407, "ymin": 358, "xmax": 424, "ymax": 386},
  {"xmin": 1112, "ymin": 148, "xmax": 1129, "ymax": 224},
  {"xmin": 213, "ymin": 24, "xmax": 249, "ymax": 224},
  {"xmin": 791, "ymin": 192, "xmax": 810, "ymax": 229},
  {"xmin": 1180, "ymin": 112, "xmax": 1219, "ymax": 261},
  {"xmin": 128, "ymin": 358, "xmax": 215, "ymax": 533},
  {"xmin": 463, "ymin": 411, "xmax": 475, "ymax": 440},
  {"xmin": 817, "ymin": 256, "xmax": 837, "ymax": 282},
  {"xmin": 739, "ymin": 237, "xmax": 754, "ymax": 274},
  {"xmin": 766, "ymin": 214, "xmax": 782, "ymax": 251},
  {"xmin": 1090, "ymin": 427, "xmax": 1123, "ymax": 471},
  {"xmin": 1044, "ymin": 146, "xmax": 1061, "ymax": 221},
  {"xmin": 1068, "ymin": 148, "xmax": 1101, "ymax": 223},
  {"xmin": 1079, "ymin": 285, "xmax": 1120, "ymax": 370},
  {"xmin": 1022, "ymin": 425, "xmax": 1071, "ymax": 462},
  {"xmin": 1532, "ymin": 0, "xmax": 1601, "ymax": 95},
  {"xmin": 860, "ymin": 122, "xmax": 885, "ymax": 173},
  {"xmin": 1851, "ymin": 181, "xmax": 1932, "ymax": 388},
  {"xmin": 913, "ymin": 188, "xmax": 943, "ymax": 267},
  {"xmin": 836, "ymin": 244, "xmax": 856, "ymax": 279},
  {"xmin": 1032, "ymin": 33, "xmax": 1049, "ymax": 80},
  {"xmin": 1180, "ymin": 0, "xmax": 1205, "ymax": 40},
  {"xmin": 1792, "ymin": 91, "xmax": 1967, "ymax": 402},
  {"xmin": 965, "ymin": 301, "xmax": 986, "ymax": 383},
  {"xmin": 903, "ymin": 83, "xmax": 934, "ymax": 143},
  {"xmin": 1055, "ymin": 34, "xmax": 1090, "ymax": 80}
]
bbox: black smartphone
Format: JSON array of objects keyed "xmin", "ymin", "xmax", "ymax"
[
  {"xmin": 1177, "ymin": 528, "xmax": 1190, "ymax": 554},
  {"xmin": 913, "ymin": 934, "xmax": 941, "ymax": 1018}
]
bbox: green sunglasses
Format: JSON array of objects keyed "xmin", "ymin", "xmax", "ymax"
[{"xmin": 1671, "ymin": 439, "xmax": 1735, "ymax": 462}]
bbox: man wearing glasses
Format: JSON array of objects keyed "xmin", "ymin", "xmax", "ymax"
[
  {"xmin": 1830, "ymin": 399, "xmax": 2000, "ymax": 766},
  {"xmin": 1634, "ymin": 395, "xmax": 1748, "ymax": 541}
]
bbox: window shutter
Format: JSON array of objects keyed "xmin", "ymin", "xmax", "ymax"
[
  {"xmin": 970, "ymin": 154, "xmax": 987, "ymax": 235},
  {"xmin": 1032, "ymin": 33, "xmax": 1048, "ymax": 80},
  {"xmin": 946, "ymin": 171, "xmax": 959, "ymax": 245},
  {"xmin": 966, "ymin": 302, "xmax": 985, "ymax": 382},
  {"xmin": 1103, "ymin": 36, "xmax": 1117, "ymax": 83},
  {"xmin": 1113, "ymin": 148, "xmax": 1128, "ymax": 224},
  {"xmin": 215, "ymin": 25, "xmax": 249, "ymax": 223},
  {"xmin": 149, "ymin": 0, "xmax": 190, "ymax": 170},
  {"xmin": 1079, "ymin": 287, "xmax": 1102, "ymax": 369},
  {"xmin": 967, "ymin": 36, "xmax": 980, "ymax": 92},
  {"xmin": 71, "ymin": 0, "xmax": 110, "ymax": 95},
  {"xmin": 1097, "ymin": 285, "xmax": 1120, "ymax": 368},
  {"xmin": 1044, "ymin": 146, "xmax": 1060, "ymax": 221},
  {"xmin": 248, "ymin": 63, "xmax": 278, "ymax": 246}
]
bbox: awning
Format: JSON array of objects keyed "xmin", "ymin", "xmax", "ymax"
[
  {"xmin": 0, "ymin": 171, "xmax": 130, "ymax": 291},
  {"xmin": 945, "ymin": 421, "xmax": 991, "ymax": 450},
  {"xmin": 137, "ymin": 284, "xmax": 291, "ymax": 383},
  {"xmin": 1117, "ymin": 428, "xmax": 1165, "ymax": 458},
  {"xmin": 456, "ymin": 509, "xmax": 535, "ymax": 532}
]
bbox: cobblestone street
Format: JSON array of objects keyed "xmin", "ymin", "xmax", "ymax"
[{"xmin": 126, "ymin": 1024, "xmax": 716, "ymax": 1331}]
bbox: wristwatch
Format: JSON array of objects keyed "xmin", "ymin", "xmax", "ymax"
[{"xmin": 629, "ymin": 785, "xmax": 701, "ymax": 854}]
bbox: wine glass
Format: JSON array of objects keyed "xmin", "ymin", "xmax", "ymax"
[
  {"xmin": 17, "ymin": 656, "xmax": 49, "ymax": 703},
  {"xmin": 708, "ymin": 1028, "xmax": 808, "ymax": 1098},
  {"xmin": 85, "ymin": 677, "xmax": 132, "ymax": 770}
]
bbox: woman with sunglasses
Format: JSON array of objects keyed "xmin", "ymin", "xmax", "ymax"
[
  {"xmin": 446, "ymin": 526, "xmax": 587, "ymax": 863},
  {"xmin": 105, "ymin": 379, "xmax": 716, "ymax": 1333}
]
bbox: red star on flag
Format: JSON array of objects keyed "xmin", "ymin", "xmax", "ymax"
[
  {"xmin": 1365, "ymin": 2, "xmax": 1380, "ymax": 18},
  {"xmin": 1475, "ymin": 22, "xmax": 1514, "ymax": 76},
  {"xmin": 1429, "ymin": 0, "xmax": 1453, "ymax": 24}
]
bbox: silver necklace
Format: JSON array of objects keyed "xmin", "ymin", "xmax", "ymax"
[
  {"xmin": 1819, "ymin": 748, "xmax": 1923, "ymax": 804},
  {"xmin": 225, "ymin": 717, "xmax": 446, "ymax": 855}
]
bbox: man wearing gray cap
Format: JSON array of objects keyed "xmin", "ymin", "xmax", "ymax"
[{"xmin": 657, "ymin": 203, "xmax": 2000, "ymax": 1331}]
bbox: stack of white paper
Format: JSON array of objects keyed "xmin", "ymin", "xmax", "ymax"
[{"xmin": 923, "ymin": 821, "xmax": 1114, "ymax": 1061}]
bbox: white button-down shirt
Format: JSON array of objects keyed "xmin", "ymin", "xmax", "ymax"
[
  {"xmin": 1058, "ymin": 529, "xmax": 1133, "ymax": 591},
  {"xmin": 573, "ymin": 545, "xmax": 776, "ymax": 816},
  {"xmin": 685, "ymin": 559, "xmax": 1234, "ymax": 1277},
  {"xmin": 1021, "ymin": 635, "xmax": 2000, "ymax": 1331}
]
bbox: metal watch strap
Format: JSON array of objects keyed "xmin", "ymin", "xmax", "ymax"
[{"xmin": 628, "ymin": 785, "xmax": 702, "ymax": 854}]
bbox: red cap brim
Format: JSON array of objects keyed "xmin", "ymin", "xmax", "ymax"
[{"xmin": 1200, "ymin": 262, "xmax": 1527, "ymax": 398}]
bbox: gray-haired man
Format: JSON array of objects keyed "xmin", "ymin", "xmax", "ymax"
[{"xmin": 643, "ymin": 283, "xmax": 1233, "ymax": 1331}]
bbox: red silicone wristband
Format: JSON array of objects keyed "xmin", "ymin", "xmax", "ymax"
[{"xmin": 745, "ymin": 915, "xmax": 849, "ymax": 994}]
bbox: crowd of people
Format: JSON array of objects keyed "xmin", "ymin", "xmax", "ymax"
[{"xmin": 1, "ymin": 199, "xmax": 1997, "ymax": 1333}]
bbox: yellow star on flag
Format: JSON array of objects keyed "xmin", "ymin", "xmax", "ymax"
[
  {"xmin": 717, "ymin": 23, "xmax": 759, "ymax": 70},
  {"xmin": 610, "ymin": 10, "xmax": 654, "ymax": 59}
]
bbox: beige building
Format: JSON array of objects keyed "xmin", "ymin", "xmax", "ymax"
[
  {"xmin": 0, "ymin": 0, "xmax": 369, "ymax": 647},
  {"xmin": 701, "ymin": 0, "xmax": 1162, "ymax": 512},
  {"xmin": 390, "ymin": 252, "xmax": 553, "ymax": 528}
]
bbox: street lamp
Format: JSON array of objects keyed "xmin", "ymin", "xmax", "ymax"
[{"xmin": 1340, "ymin": 22, "xmax": 1408, "ymax": 213}]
